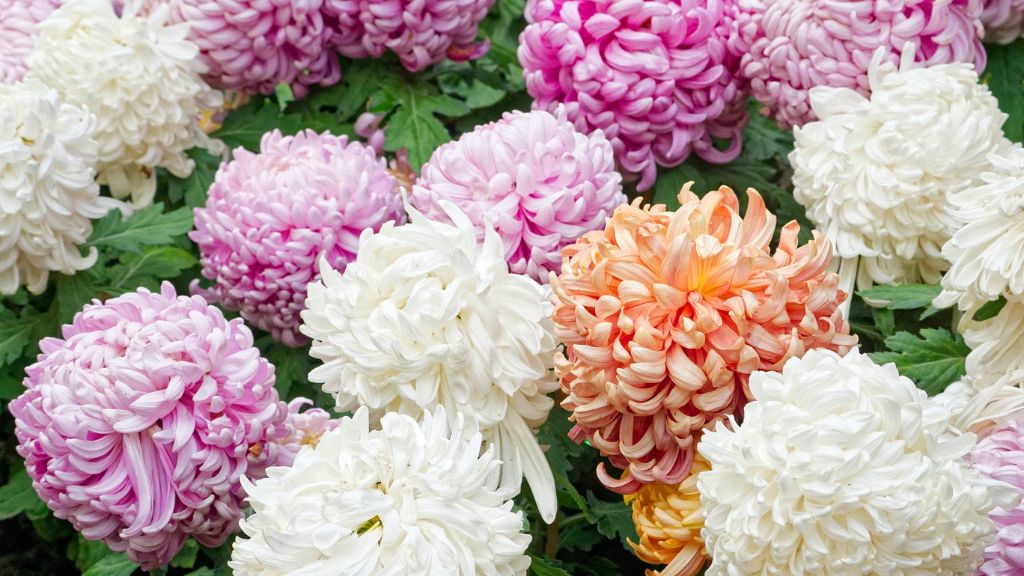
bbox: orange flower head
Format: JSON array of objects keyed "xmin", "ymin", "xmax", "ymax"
[
  {"xmin": 627, "ymin": 455, "xmax": 710, "ymax": 576},
  {"xmin": 551, "ymin": 183, "xmax": 856, "ymax": 493}
]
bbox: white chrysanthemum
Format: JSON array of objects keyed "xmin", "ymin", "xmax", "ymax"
[
  {"xmin": 791, "ymin": 46, "xmax": 1010, "ymax": 293},
  {"xmin": 964, "ymin": 300, "xmax": 1024, "ymax": 385},
  {"xmin": 0, "ymin": 80, "xmax": 117, "ymax": 294},
  {"xmin": 301, "ymin": 202, "xmax": 559, "ymax": 522},
  {"xmin": 230, "ymin": 407, "xmax": 532, "ymax": 576},
  {"xmin": 936, "ymin": 145, "xmax": 1024, "ymax": 314},
  {"xmin": 28, "ymin": 0, "xmax": 220, "ymax": 206},
  {"xmin": 932, "ymin": 376, "xmax": 1024, "ymax": 436},
  {"xmin": 698, "ymin": 349, "xmax": 1017, "ymax": 576}
]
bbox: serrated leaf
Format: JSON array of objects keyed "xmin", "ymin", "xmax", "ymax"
[
  {"xmin": 869, "ymin": 328, "xmax": 969, "ymax": 395},
  {"xmin": 741, "ymin": 110, "xmax": 794, "ymax": 161},
  {"xmin": 86, "ymin": 203, "xmax": 194, "ymax": 254},
  {"xmin": 264, "ymin": 345, "xmax": 313, "ymax": 398},
  {"xmin": 0, "ymin": 468, "xmax": 47, "ymax": 520},
  {"xmin": 0, "ymin": 305, "xmax": 57, "ymax": 367},
  {"xmin": 213, "ymin": 102, "xmax": 306, "ymax": 151},
  {"xmin": 69, "ymin": 535, "xmax": 113, "ymax": 572},
  {"xmin": 171, "ymin": 539, "xmax": 199, "ymax": 569},
  {"xmin": 81, "ymin": 553, "xmax": 137, "ymax": 576},
  {"xmin": 557, "ymin": 515, "xmax": 604, "ymax": 553},
  {"xmin": 379, "ymin": 76, "xmax": 471, "ymax": 169},
  {"xmin": 167, "ymin": 149, "xmax": 221, "ymax": 209},
  {"xmin": 857, "ymin": 284, "xmax": 941, "ymax": 310},
  {"xmin": 586, "ymin": 492, "xmax": 637, "ymax": 551},
  {"xmin": 985, "ymin": 40, "xmax": 1024, "ymax": 143},
  {"xmin": 871, "ymin": 306, "xmax": 895, "ymax": 338},
  {"xmin": 56, "ymin": 272, "xmax": 98, "ymax": 324},
  {"xmin": 104, "ymin": 247, "xmax": 196, "ymax": 294},
  {"xmin": 529, "ymin": 554, "xmax": 572, "ymax": 576}
]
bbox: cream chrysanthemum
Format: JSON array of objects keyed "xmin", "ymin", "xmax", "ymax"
[
  {"xmin": 229, "ymin": 407, "xmax": 532, "ymax": 576},
  {"xmin": 936, "ymin": 145, "xmax": 1024, "ymax": 315},
  {"xmin": 28, "ymin": 0, "xmax": 220, "ymax": 206},
  {"xmin": 698, "ymin": 349, "xmax": 1017, "ymax": 576},
  {"xmin": 964, "ymin": 300, "xmax": 1024, "ymax": 385},
  {"xmin": 791, "ymin": 47, "xmax": 1010, "ymax": 291},
  {"xmin": 0, "ymin": 80, "xmax": 117, "ymax": 294},
  {"xmin": 301, "ymin": 203, "xmax": 559, "ymax": 522}
]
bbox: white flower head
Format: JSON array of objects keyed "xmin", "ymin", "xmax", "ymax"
[
  {"xmin": 698, "ymin": 349, "xmax": 1016, "ymax": 576},
  {"xmin": 964, "ymin": 299, "xmax": 1024, "ymax": 385},
  {"xmin": 790, "ymin": 46, "xmax": 1010, "ymax": 288},
  {"xmin": 230, "ymin": 407, "xmax": 532, "ymax": 576},
  {"xmin": 0, "ymin": 79, "xmax": 116, "ymax": 294},
  {"xmin": 28, "ymin": 0, "xmax": 220, "ymax": 206},
  {"xmin": 301, "ymin": 201, "xmax": 560, "ymax": 522},
  {"xmin": 936, "ymin": 144, "xmax": 1024, "ymax": 313}
]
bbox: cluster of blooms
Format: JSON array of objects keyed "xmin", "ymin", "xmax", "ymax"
[
  {"xmin": 550, "ymin": 183, "xmax": 856, "ymax": 493},
  {"xmin": 790, "ymin": 48, "xmax": 1011, "ymax": 295},
  {"xmin": 191, "ymin": 129, "xmax": 404, "ymax": 347},
  {"xmin": 7, "ymin": 284, "xmax": 331, "ymax": 568}
]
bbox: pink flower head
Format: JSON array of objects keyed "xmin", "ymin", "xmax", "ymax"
[
  {"xmin": 734, "ymin": 0, "xmax": 986, "ymax": 129},
  {"xmin": 411, "ymin": 108, "xmax": 626, "ymax": 282},
  {"xmin": 190, "ymin": 130, "xmax": 404, "ymax": 347},
  {"xmin": 982, "ymin": 0, "xmax": 1024, "ymax": 44},
  {"xmin": 324, "ymin": 0, "xmax": 495, "ymax": 72},
  {"xmin": 971, "ymin": 419, "xmax": 1024, "ymax": 576},
  {"xmin": 8, "ymin": 283, "xmax": 287, "ymax": 569},
  {"xmin": 551, "ymin": 184, "xmax": 856, "ymax": 493},
  {"xmin": 518, "ymin": 0, "xmax": 748, "ymax": 191},
  {"xmin": 0, "ymin": 0, "xmax": 59, "ymax": 84},
  {"xmin": 245, "ymin": 398, "xmax": 341, "ymax": 479},
  {"xmin": 164, "ymin": 0, "xmax": 340, "ymax": 98}
]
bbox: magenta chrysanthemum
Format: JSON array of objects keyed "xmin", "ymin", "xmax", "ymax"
[
  {"xmin": 0, "ymin": 0, "xmax": 59, "ymax": 84},
  {"xmin": 734, "ymin": 0, "xmax": 986, "ymax": 129},
  {"xmin": 518, "ymin": 0, "xmax": 747, "ymax": 191},
  {"xmin": 410, "ymin": 109, "xmax": 625, "ymax": 282},
  {"xmin": 982, "ymin": 0, "xmax": 1024, "ymax": 43},
  {"xmin": 162, "ymin": 0, "xmax": 340, "ymax": 98},
  {"xmin": 7, "ymin": 283, "xmax": 286, "ymax": 570},
  {"xmin": 324, "ymin": 0, "xmax": 495, "ymax": 72},
  {"xmin": 190, "ymin": 130, "xmax": 404, "ymax": 347},
  {"xmin": 971, "ymin": 419, "xmax": 1024, "ymax": 576}
]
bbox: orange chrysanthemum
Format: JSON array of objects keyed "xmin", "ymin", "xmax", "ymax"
[
  {"xmin": 627, "ymin": 455, "xmax": 710, "ymax": 576},
  {"xmin": 551, "ymin": 183, "xmax": 856, "ymax": 493}
]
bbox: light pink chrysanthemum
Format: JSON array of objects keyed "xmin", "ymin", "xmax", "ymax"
[
  {"xmin": 982, "ymin": 0, "xmax": 1024, "ymax": 43},
  {"xmin": 0, "ymin": 0, "xmax": 59, "ymax": 84},
  {"xmin": 245, "ymin": 398, "xmax": 340, "ymax": 479},
  {"xmin": 190, "ymin": 130, "xmax": 404, "ymax": 347},
  {"xmin": 324, "ymin": 0, "xmax": 494, "ymax": 72},
  {"xmin": 519, "ymin": 0, "xmax": 748, "ymax": 191},
  {"xmin": 411, "ymin": 109, "xmax": 625, "ymax": 282},
  {"xmin": 8, "ymin": 283, "xmax": 287, "ymax": 570},
  {"xmin": 734, "ymin": 0, "xmax": 986, "ymax": 129},
  {"xmin": 970, "ymin": 419, "xmax": 1024, "ymax": 576},
  {"xmin": 162, "ymin": 0, "xmax": 340, "ymax": 98}
]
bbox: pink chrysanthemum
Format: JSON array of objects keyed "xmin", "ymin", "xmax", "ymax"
[
  {"xmin": 982, "ymin": 0, "xmax": 1024, "ymax": 43},
  {"xmin": 162, "ymin": 0, "xmax": 340, "ymax": 98},
  {"xmin": 971, "ymin": 419, "xmax": 1024, "ymax": 576},
  {"xmin": 245, "ymin": 398, "xmax": 341, "ymax": 479},
  {"xmin": 734, "ymin": 0, "xmax": 986, "ymax": 129},
  {"xmin": 518, "ymin": 0, "xmax": 748, "ymax": 191},
  {"xmin": 411, "ymin": 109, "xmax": 625, "ymax": 282},
  {"xmin": 551, "ymin": 184, "xmax": 856, "ymax": 493},
  {"xmin": 190, "ymin": 130, "xmax": 404, "ymax": 347},
  {"xmin": 8, "ymin": 283, "xmax": 287, "ymax": 570},
  {"xmin": 0, "ymin": 0, "xmax": 59, "ymax": 84},
  {"xmin": 324, "ymin": 0, "xmax": 494, "ymax": 72}
]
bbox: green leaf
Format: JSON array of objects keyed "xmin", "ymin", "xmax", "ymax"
[
  {"xmin": 0, "ymin": 468, "xmax": 47, "ymax": 520},
  {"xmin": 0, "ymin": 305, "xmax": 57, "ymax": 367},
  {"xmin": 170, "ymin": 539, "xmax": 199, "ymax": 569},
  {"xmin": 86, "ymin": 203, "xmax": 194, "ymax": 254},
  {"xmin": 871, "ymin": 307, "xmax": 895, "ymax": 338},
  {"xmin": 557, "ymin": 515, "xmax": 604, "ymax": 553},
  {"xmin": 0, "ymin": 367, "xmax": 22, "ymax": 400},
  {"xmin": 56, "ymin": 273, "xmax": 98, "ymax": 324},
  {"xmin": 985, "ymin": 39, "xmax": 1024, "ymax": 143},
  {"xmin": 529, "ymin": 554, "xmax": 572, "ymax": 576},
  {"xmin": 378, "ymin": 75, "xmax": 471, "ymax": 169},
  {"xmin": 264, "ymin": 345, "xmax": 313, "ymax": 398},
  {"xmin": 213, "ymin": 102, "xmax": 306, "ymax": 151},
  {"xmin": 81, "ymin": 553, "xmax": 138, "ymax": 576},
  {"xmin": 167, "ymin": 149, "xmax": 221, "ymax": 209},
  {"xmin": 869, "ymin": 328, "xmax": 970, "ymax": 395},
  {"xmin": 975, "ymin": 297, "xmax": 1008, "ymax": 322},
  {"xmin": 104, "ymin": 247, "xmax": 197, "ymax": 294},
  {"xmin": 857, "ymin": 284, "xmax": 942, "ymax": 310},
  {"xmin": 274, "ymin": 83, "xmax": 295, "ymax": 112},
  {"xmin": 69, "ymin": 536, "xmax": 113, "ymax": 572},
  {"xmin": 586, "ymin": 492, "xmax": 637, "ymax": 551},
  {"xmin": 307, "ymin": 59, "xmax": 389, "ymax": 121}
]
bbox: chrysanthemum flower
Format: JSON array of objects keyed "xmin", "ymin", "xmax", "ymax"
[
  {"xmin": 790, "ymin": 49, "xmax": 1009, "ymax": 292},
  {"xmin": 735, "ymin": 0, "xmax": 986, "ymax": 129},
  {"xmin": 190, "ymin": 130, "xmax": 403, "ymax": 347},
  {"xmin": 28, "ymin": 0, "xmax": 220, "ymax": 206},
  {"xmin": 965, "ymin": 300, "xmax": 1024, "ymax": 384},
  {"xmin": 518, "ymin": 0, "xmax": 748, "ymax": 191},
  {"xmin": 325, "ymin": 0, "xmax": 494, "ymax": 72},
  {"xmin": 936, "ymin": 145, "xmax": 1024, "ymax": 315},
  {"xmin": 301, "ymin": 202, "xmax": 560, "ymax": 522},
  {"xmin": 970, "ymin": 419, "xmax": 1024, "ymax": 576},
  {"xmin": 411, "ymin": 108, "xmax": 625, "ymax": 282},
  {"xmin": 698, "ymin": 349, "xmax": 1017, "ymax": 576},
  {"xmin": 0, "ymin": 0, "xmax": 59, "ymax": 84},
  {"xmin": 982, "ymin": 0, "xmax": 1024, "ymax": 43},
  {"xmin": 627, "ymin": 455, "xmax": 709, "ymax": 576},
  {"xmin": 245, "ymin": 398, "xmax": 340, "ymax": 479},
  {"xmin": 932, "ymin": 377, "xmax": 1024, "ymax": 437},
  {"xmin": 7, "ymin": 283, "xmax": 287, "ymax": 569},
  {"xmin": 0, "ymin": 80, "xmax": 119, "ymax": 295},
  {"xmin": 229, "ymin": 407, "xmax": 532, "ymax": 576},
  {"xmin": 158, "ymin": 0, "xmax": 339, "ymax": 98},
  {"xmin": 551, "ymin": 183, "xmax": 855, "ymax": 493}
]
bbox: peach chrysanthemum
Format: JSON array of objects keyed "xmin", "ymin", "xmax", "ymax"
[
  {"xmin": 627, "ymin": 455, "xmax": 709, "ymax": 576},
  {"xmin": 551, "ymin": 183, "xmax": 857, "ymax": 493}
]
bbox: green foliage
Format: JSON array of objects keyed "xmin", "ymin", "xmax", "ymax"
[
  {"xmin": 985, "ymin": 39, "xmax": 1024, "ymax": 142},
  {"xmin": 858, "ymin": 284, "xmax": 942, "ymax": 311},
  {"xmin": 529, "ymin": 554, "xmax": 573, "ymax": 576},
  {"xmin": 0, "ymin": 469, "xmax": 47, "ymax": 521},
  {"xmin": 87, "ymin": 204, "xmax": 194, "ymax": 254},
  {"xmin": 869, "ymin": 328, "xmax": 971, "ymax": 395}
]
